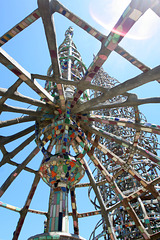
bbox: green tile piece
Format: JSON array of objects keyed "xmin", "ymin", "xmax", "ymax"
[
  {"xmin": 52, "ymin": 235, "xmax": 60, "ymax": 239},
  {"xmin": 39, "ymin": 236, "xmax": 46, "ymax": 240},
  {"xmin": 56, "ymin": 192, "xmax": 60, "ymax": 204},
  {"xmin": 75, "ymin": 172, "xmax": 80, "ymax": 180},
  {"xmin": 54, "ymin": 217, "xmax": 58, "ymax": 231},
  {"xmin": 47, "ymin": 236, "xmax": 52, "ymax": 239},
  {"xmin": 63, "ymin": 165, "xmax": 67, "ymax": 173},
  {"xmin": 65, "ymin": 118, "xmax": 70, "ymax": 124},
  {"xmin": 54, "ymin": 165, "xmax": 58, "ymax": 172}
]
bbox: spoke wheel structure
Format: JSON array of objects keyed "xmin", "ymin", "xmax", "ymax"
[{"xmin": 0, "ymin": 0, "xmax": 160, "ymax": 240}]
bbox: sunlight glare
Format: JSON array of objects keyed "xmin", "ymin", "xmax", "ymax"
[{"xmin": 89, "ymin": 0, "xmax": 159, "ymax": 40}]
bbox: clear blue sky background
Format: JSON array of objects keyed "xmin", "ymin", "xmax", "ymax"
[{"xmin": 0, "ymin": 0, "xmax": 160, "ymax": 239}]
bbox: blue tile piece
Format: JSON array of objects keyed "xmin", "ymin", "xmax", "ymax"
[{"xmin": 1, "ymin": 38, "xmax": 7, "ymax": 43}]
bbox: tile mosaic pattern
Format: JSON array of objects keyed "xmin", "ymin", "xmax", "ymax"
[
  {"xmin": 39, "ymin": 154, "xmax": 84, "ymax": 188},
  {"xmin": 0, "ymin": 0, "xmax": 160, "ymax": 239},
  {"xmin": 56, "ymin": 6, "xmax": 105, "ymax": 43},
  {"xmin": 0, "ymin": 9, "xmax": 40, "ymax": 47},
  {"xmin": 115, "ymin": 45, "xmax": 150, "ymax": 73},
  {"xmin": 49, "ymin": 188, "xmax": 68, "ymax": 232},
  {"xmin": 69, "ymin": 0, "xmax": 155, "ymax": 108},
  {"xmin": 78, "ymin": 114, "xmax": 160, "ymax": 135},
  {"xmin": 28, "ymin": 232, "xmax": 86, "ymax": 240}
]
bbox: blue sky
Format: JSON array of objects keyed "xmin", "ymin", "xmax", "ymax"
[{"xmin": 0, "ymin": 0, "xmax": 160, "ymax": 239}]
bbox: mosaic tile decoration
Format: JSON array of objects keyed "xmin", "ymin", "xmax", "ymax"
[
  {"xmin": 0, "ymin": 9, "xmax": 40, "ymax": 47},
  {"xmin": 49, "ymin": 188, "xmax": 68, "ymax": 232},
  {"xmin": 69, "ymin": 0, "xmax": 155, "ymax": 108},
  {"xmin": 115, "ymin": 45, "xmax": 150, "ymax": 73},
  {"xmin": 0, "ymin": 0, "xmax": 154, "ymax": 79},
  {"xmin": 0, "ymin": 1, "xmax": 160, "ymax": 239},
  {"xmin": 28, "ymin": 232, "xmax": 86, "ymax": 240},
  {"xmin": 78, "ymin": 114, "xmax": 160, "ymax": 135},
  {"xmin": 39, "ymin": 154, "xmax": 85, "ymax": 188}
]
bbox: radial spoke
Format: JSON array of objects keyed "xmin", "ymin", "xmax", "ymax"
[
  {"xmin": 151, "ymin": 0, "xmax": 160, "ymax": 17},
  {"xmin": 51, "ymin": 0, "xmax": 105, "ymax": 43},
  {"xmin": 83, "ymin": 157, "xmax": 117, "ymax": 240},
  {"xmin": 72, "ymin": 65, "xmax": 160, "ymax": 113},
  {"xmin": 12, "ymin": 172, "xmax": 40, "ymax": 240},
  {"xmin": 122, "ymin": 199, "xmax": 151, "ymax": 239},
  {"xmin": 0, "ymin": 134, "xmax": 35, "ymax": 167},
  {"xmin": 77, "ymin": 210, "xmax": 101, "ymax": 218},
  {"xmin": 0, "ymin": 116, "xmax": 37, "ymax": 128},
  {"xmin": 0, "ymin": 146, "xmax": 39, "ymax": 197},
  {"xmin": 50, "ymin": 0, "xmax": 157, "ymax": 83},
  {"xmin": 79, "ymin": 114, "xmax": 160, "ymax": 135},
  {"xmin": 0, "ymin": 201, "xmax": 47, "ymax": 215},
  {"xmin": 7, "ymin": 160, "xmax": 37, "ymax": 174},
  {"xmin": 83, "ymin": 132, "xmax": 158, "ymax": 203},
  {"xmin": 37, "ymin": 0, "xmax": 60, "ymax": 79},
  {"xmin": 73, "ymin": 138, "xmax": 117, "ymax": 238},
  {"xmin": 0, "ymin": 9, "xmax": 40, "ymax": 47},
  {"xmin": 0, "ymin": 125, "xmax": 34, "ymax": 146},
  {"xmin": 0, "ymin": 79, "xmax": 23, "ymax": 110},
  {"xmin": 1, "ymin": 103, "xmax": 43, "ymax": 116},
  {"xmin": 0, "ymin": 87, "xmax": 50, "ymax": 109},
  {"xmin": 87, "ymin": 96, "xmax": 160, "ymax": 111},
  {"xmin": 38, "ymin": 0, "xmax": 65, "ymax": 110},
  {"xmin": 70, "ymin": 0, "xmax": 153, "ymax": 108},
  {"xmin": 32, "ymin": 73, "xmax": 113, "ymax": 93},
  {"xmin": 150, "ymin": 232, "xmax": 160, "ymax": 240},
  {"xmin": 115, "ymin": 45, "xmax": 150, "ymax": 73},
  {"xmin": 0, "ymin": 47, "xmax": 55, "ymax": 105},
  {"xmin": 83, "ymin": 124, "xmax": 160, "ymax": 165}
]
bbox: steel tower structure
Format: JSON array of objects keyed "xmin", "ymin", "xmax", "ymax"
[{"xmin": 0, "ymin": 0, "xmax": 160, "ymax": 240}]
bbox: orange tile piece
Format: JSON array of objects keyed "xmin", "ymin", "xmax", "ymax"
[
  {"xmin": 51, "ymin": 171, "xmax": 57, "ymax": 178},
  {"xmin": 70, "ymin": 161, "xmax": 75, "ymax": 167},
  {"xmin": 71, "ymin": 177, "xmax": 75, "ymax": 182}
]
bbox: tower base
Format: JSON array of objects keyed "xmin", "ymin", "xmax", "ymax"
[{"xmin": 28, "ymin": 232, "xmax": 86, "ymax": 240}]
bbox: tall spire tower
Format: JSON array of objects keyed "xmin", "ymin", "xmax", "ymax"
[
  {"xmin": 46, "ymin": 27, "xmax": 88, "ymax": 102},
  {"xmin": 28, "ymin": 27, "xmax": 87, "ymax": 240}
]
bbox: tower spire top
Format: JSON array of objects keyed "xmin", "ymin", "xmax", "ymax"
[{"xmin": 65, "ymin": 26, "xmax": 74, "ymax": 38}]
